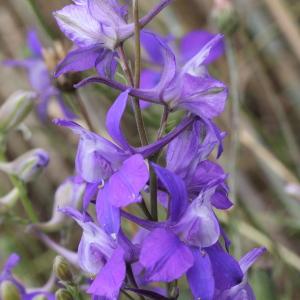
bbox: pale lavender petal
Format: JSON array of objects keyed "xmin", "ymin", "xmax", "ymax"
[
  {"xmin": 187, "ymin": 248, "xmax": 214, "ymax": 300},
  {"xmin": 96, "ymin": 184, "xmax": 120, "ymax": 237},
  {"xmin": 55, "ymin": 45, "xmax": 104, "ymax": 77},
  {"xmin": 174, "ymin": 190, "xmax": 220, "ymax": 248},
  {"xmin": 53, "ymin": 4, "xmax": 101, "ymax": 47},
  {"xmin": 152, "ymin": 164, "xmax": 188, "ymax": 222},
  {"xmin": 180, "ymin": 30, "xmax": 224, "ymax": 64},
  {"xmin": 239, "ymin": 247, "xmax": 266, "ymax": 274},
  {"xmin": 140, "ymin": 228, "xmax": 194, "ymax": 282},
  {"xmin": 88, "ymin": 247, "xmax": 126, "ymax": 298},
  {"xmin": 108, "ymin": 154, "xmax": 149, "ymax": 207},
  {"xmin": 87, "ymin": 0, "xmax": 126, "ymax": 27},
  {"xmin": 206, "ymin": 243, "xmax": 243, "ymax": 291},
  {"xmin": 27, "ymin": 30, "xmax": 42, "ymax": 57},
  {"xmin": 106, "ymin": 90, "xmax": 131, "ymax": 151},
  {"xmin": 180, "ymin": 74, "xmax": 228, "ymax": 119}
]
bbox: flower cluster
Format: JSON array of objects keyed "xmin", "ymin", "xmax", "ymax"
[{"xmin": 0, "ymin": 0, "xmax": 266, "ymax": 299}]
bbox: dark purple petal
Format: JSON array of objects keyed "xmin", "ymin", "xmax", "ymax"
[
  {"xmin": 95, "ymin": 49, "xmax": 118, "ymax": 79},
  {"xmin": 206, "ymin": 243, "xmax": 243, "ymax": 291},
  {"xmin": 138, "ymin": 116, "xmax": 196, "ymax": 158},
  {"xmin": 108, "ymin": 154, "xmax": 149, "ymax": 207},
  {"xmin": 239, "ymin": 247, "xmax": 266, "ymax": 274},
  {"xmin": 140, "ymin": 228, "xmax": 194, "ymax": 282},
  {"xmin": 186, "ymin": 248, "xmax": 214, "ymax": 300},
  {"xmin": 87, "ymin": 247, "xmax": 126, "ymax": 298},
  {"xmin": 180, "ymin": 31, "xmax": 224, "ymax": 65},
  {"xmin": 106, "ymin": 90, "xmax": 132, "ymax": 151},
  {"xmin": 211, "ymin": 188, "xmax": 233, "ymax": 210},
  {"xmin": 152, "ymin": 164, "xmax": 188, "ymax": 222},
  {"xmin": 182, "ymin": 33, "xmax": 224, "ymax": 74},
  {"xmin": 96, "ymin": 185, "xmax": 120, "ymax": 237},
  {"xmin": 141, "ymin": 30, "xmax": 165, "ymax": 64},
  {"xmin": 55, "ymin": 45, "xmax": 104, "ymax": 77},
  {"xmin": 83, "ymin": 182, "xmax": 99, "ymax": 211},
  {"xmin": 27, "ymin": 30, "xmax": 43, "ymax": 57}
]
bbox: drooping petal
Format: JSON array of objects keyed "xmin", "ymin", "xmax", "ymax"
[
  {"xmin": 87, "ymin": 246, "xmax": 126, "ymax": 298},
  {"xmin": 180, "ymin": 31, "xmax": 224, "ymax": 65},
  {"xmin": 106, "ymin": 90, "xmax": 131, "ymax": 151},
  {"xmin": 83, "ymin": 182, "xmax": 99, "ymax": 211},
  {"xmin": 96, "ymin": 184, "xmax": 120, "ymax": 237},
  {"xmin": 186, "ymin": 248, "xmax": 214, "ymax": 300},
  {"xmin": 55, "ymin": 45, "xmax": 104, "ymax": 77},
  {"xmin": 140, "ymin": 228, "xmax": 194, "ymax": 282},
  {"xmin": 206, "ymin": 243, "xmax": 243, "ymax": 292},
  {"xmin": 108, "ymin": 154, "xmax": 149, "ymax": 207},
  {"xmin": 179, "ymin": 74, "xmax": 228, "ymax": 119},
  {"xmin": 239, "ymin": 247, "xmax": 266, "ymax": 274},
  {"xmin": 152, "ymin": 164, "xmax": 188, "ymax": 222},
  {"xmin": 0, "ymin": 254, "xmax": 20, "ymax": 279},
  {"xmin": 53, "ymin": 4, "xmax": 102, "ymax": 47}
]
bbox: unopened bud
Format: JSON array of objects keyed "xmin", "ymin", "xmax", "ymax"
[
  {"xmin": 55, "ymin": 289, "xmax": 74, "ymax": 300},
  {"xmin": 0, "ymin": 281, "xmax": 21, "ymax": 300},
  {"xmin": 36, "ymin": 177, "xmax": 85, "ymax": 232},
  {"xmin": 0, "ymin": 148, "xmax": 49, "ymax": 182},
  {"xmin": 53, "ymin": 256, "xmax": 73, "ymax": 282},
  {"xmin": 0, "ymin": 90, "xmax": 36, "ymax": 135},
  {"xmin": 211, "ymin": 0, "xmax": 239, "ymax": 35},
  {"xmin": 0, "ymin": 188, "xmax": 19, "ymax": 213},
  {"xmin": 32, "ymin": 296, "xmax": 48, "ymax": 300}
]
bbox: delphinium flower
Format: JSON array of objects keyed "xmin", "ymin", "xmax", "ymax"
[
  {"xmin": 0, "ymin": 253, "xmax": 54, "ymax": 299},
  {"xmin": 54, "ymin": 0, "xmax": 174, "ymax": 78},
  {"xmin": 43, "ymin": 0, "xmax": 267, "ymax": 299},
  {"xmin": 76, "ymin": 31, "xmax": 228, "ymax": 120},
  {"xmin": 4, "ymin": 30, "xmax": 75, "ymax": 119}
]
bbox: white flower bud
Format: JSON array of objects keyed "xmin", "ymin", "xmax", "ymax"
[
  {"xmin": 0, "ymin": 148, "xmax": 49, "ymax": 182},
  {"xmin": 0, "ymin": 90, "xmax": 36, "ymax": 135}
]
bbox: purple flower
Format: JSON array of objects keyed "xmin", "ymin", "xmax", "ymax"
[
  {"xmin": 76, "ymin": 31, "xmax": 227, "ymax": 120},
  {"xmin": 54, "ymin": 0, "xmax": 174, "ymax": 78},
  {"xmin": 0, "ymin": 253, "xmax": 54, "ymax": 300},
  {"xmin": 4, "ymin": 31, "xmax": 74, "ymax": 120},
  {"xmin": 61, "ymin": 207, "xmax": 126, "ymax": 299},
  {"xmin": 55, "ymin": 90, "xmax": 195, "ymax": 235}
]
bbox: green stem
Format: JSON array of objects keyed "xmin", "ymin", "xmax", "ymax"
[
  {"xmin": 11, "ymin": 176, "xmax": 38, "ymax": 223},
  {"xmin": 225, "ymin": 38, "xmax": 240, "ymax": 204},
  {"xmin": 26, "ymin": 0, "xmax": 56, "ymax": 39},
  {"xmin": 132, "ymin": 0, "xmax": 148, "ymax": 146}
]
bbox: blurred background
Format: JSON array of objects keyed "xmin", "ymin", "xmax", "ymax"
[{"xmin": 0, "ymin": 0, "xmax": 299, "ymax": 299}]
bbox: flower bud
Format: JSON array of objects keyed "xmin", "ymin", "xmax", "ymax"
[
  {"xmin": 32, "ymin": 296, "xmax": 48, "ymax": 300},
  {"xmin": 0, "ymin": 148, "xmax": 49, "ymax": 182},
  {"xmin": 36, "ymin": 177, "xmax": 85, "ymax": 232},
  {"xmin": 0, "ymin": 188, "xmax": 19, "ymax": 213},
  {"xmin": 211, "ymin": 0, "xmax": 239, "ymax": 35},
  {"xmin": 0, "ymin": 281, "xmax": 21, "ymax": 300},
  {"xmin": 53, "ymin": 256, "xmax": 73, "ymax": 282},
  {"xmin": 55, "ymin": 289, "xmax": 74, "ymax": 300},
  {"xmin": 0, "ymin": 90, "xmax": 36, "ymax": 135}
]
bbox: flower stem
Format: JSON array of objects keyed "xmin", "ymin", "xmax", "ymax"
[
  {"xmin": 133, "ymin": 0, "xmax": 148, "ymax": 147},
  {"xmin": 11, "ymin": 176, "xmax": 38, "ymax": 223}
]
